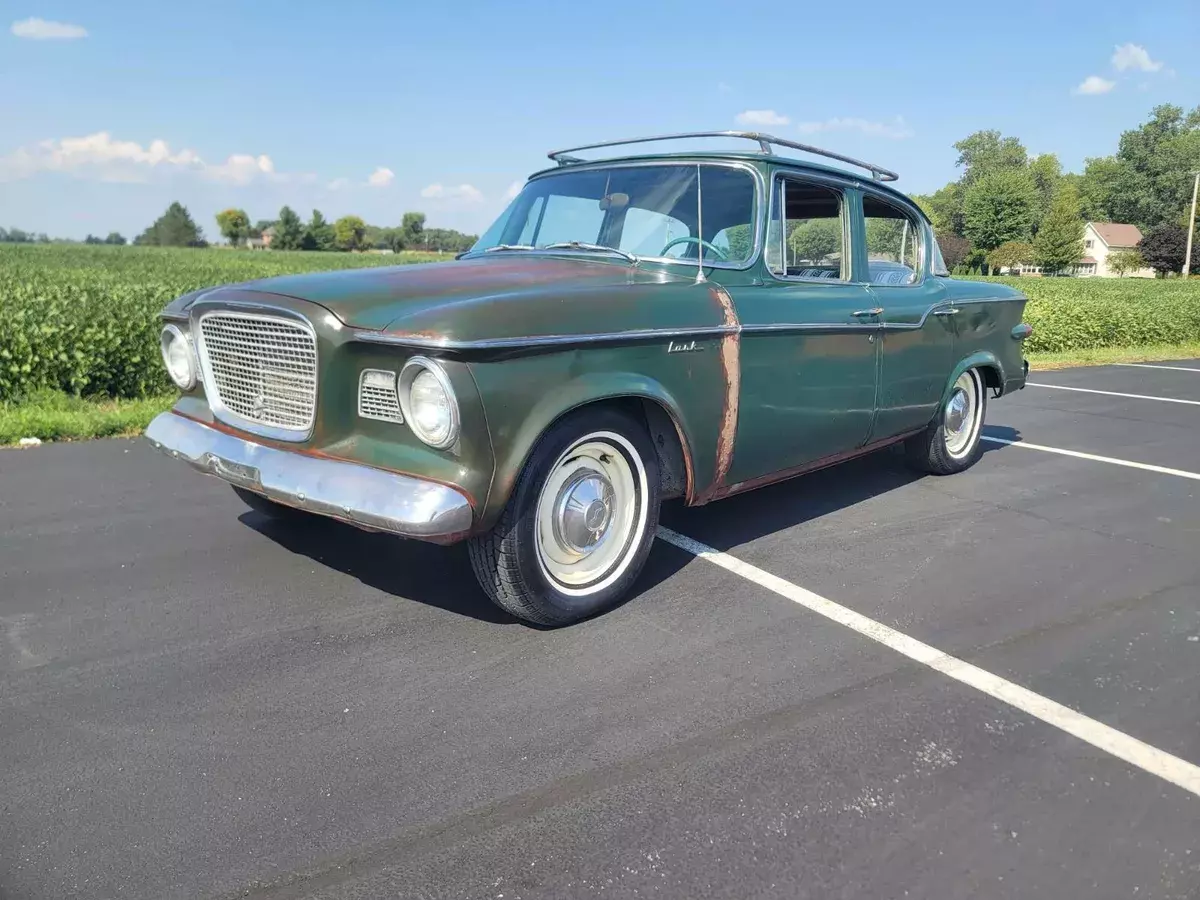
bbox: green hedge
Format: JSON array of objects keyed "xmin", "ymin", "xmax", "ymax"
[
  {"xmin": 3, "ymin": 246, "xmax": 1198, "ymax": 403},
  {"xmin": 960, "ymin": 276, "xmax": 1200, "ymax": 354},
  {"xmin": 0, "ymin": 244, "xmax": 443, "ymax": 401}
]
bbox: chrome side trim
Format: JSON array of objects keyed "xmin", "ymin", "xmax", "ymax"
[
  {"xmin": 352, "ymin": 324, "xmax": 740, "ymax": 352},
  {"xmin": 351, "ymin": 297, "xmax": 1021, "ymax": 351},
  {"xmin": 144, "ymin": 413, "xmax": 473, "ymax": 540}
]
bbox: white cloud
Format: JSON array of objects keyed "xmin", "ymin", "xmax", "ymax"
[
  {"xmin": 420, "ymin": 182, "xmax": 484, "ymax": 202},
  {"xmin": 326, "ymin": 177, "xmax": 350, "ymax": 191},
  {"xmin": 1111, "ymin": 43, "xmax": 1162, "ymax": 73},
  {"xmin": 11, "ymin": 17, "xmax": 87, "ymax": 39},
  {"xmin": 1074, "ymin": 75, "xmax": 1116, "ymax": 95},
  {"xmin": 367, "ymin": 166, "xmax": 395, "ymax": 187},
  {"xmin": 0, "ymin": 131, "xmax": 311, "ymax": 185},
  {"xmin": 794, "ymin": 116, "xmax": 913, "ymax": 139},
  {"xmin": 735, "ymin": 109, "xmax": 789, "ymax": 127},
  {"xmin": 504, "ymin": 180, "xmax": 523, "ymax": 200},
  {"xmin": 717, "ymin": 81, "xmax": 734, "ymax": 95}
]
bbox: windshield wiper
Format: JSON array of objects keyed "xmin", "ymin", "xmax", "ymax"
[
  {"xmin": 544, "ymin": 241, "xmax": 639, "ymax": 265},
  {"xmin": 483, "ymin": 244, "xmax": 537, "ymax": 253}
]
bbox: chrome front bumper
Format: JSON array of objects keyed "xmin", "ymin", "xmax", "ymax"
[{"xmin": 144, "ymin": 413, "xmax": 473, "ymax": 541}]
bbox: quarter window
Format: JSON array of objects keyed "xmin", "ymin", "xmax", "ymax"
[
  {"xmin": 766, "ymin": 179, "xmax": 847, "ymax": 280},
  {"xmin": 862, "ymin": 195, "xmax": 923, "ymax": 285}
]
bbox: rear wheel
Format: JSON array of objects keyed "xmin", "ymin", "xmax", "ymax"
[
  {"xmin": 468, "ymin": 407, "xmax": 661, "ymax": 626},
  {"xmin": 904, "ymin": 367, "xmax": 987, "ymax": 475}
]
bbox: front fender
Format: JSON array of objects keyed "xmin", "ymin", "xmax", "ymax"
[{"xmin": 471, "ymin": 362, "xmax": 704, "ymax": 531}]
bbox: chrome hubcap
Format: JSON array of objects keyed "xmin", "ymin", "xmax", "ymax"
[
  {"xmin": 945, "ymin": 388, "xmax": 969, "ymax": 436},
  {"xmin": 534, "ymin": 433, "xmax": 646, "ymax": 595},
  {"xmin": 944, "ymin": 371, "xmax": 980, "ymax": 459},
  {"xmin": 554, "ymin": 471, "xmax": 615, "ymax": 554}
]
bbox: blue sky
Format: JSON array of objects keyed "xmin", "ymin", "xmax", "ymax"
[{"xmin": 2, "ymin": 0, "xmax": 1197, "ymax": 240}]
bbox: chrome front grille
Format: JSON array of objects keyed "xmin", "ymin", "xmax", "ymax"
[{"xmin": 197, "ymin": 311, "xmax": 317, "ymax": 437}]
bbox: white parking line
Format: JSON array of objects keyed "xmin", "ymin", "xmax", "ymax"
[
  {"xmin": 1115, "ymin": 363, "xmax": 1200, "ymax": 373},
  {"xmin": 657, "ymin": 526, "xmax": 1200, "ymax": 799},
  {"xmin": 980, "ymin": 436, "xmax": 1200, "ymax": 481},
  {"xmin": 1027, "ymin": 383, "xmax": 1200, "ymax": 406}
]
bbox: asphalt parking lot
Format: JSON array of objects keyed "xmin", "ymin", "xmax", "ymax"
[{"xmin": 3, "ymin": 360, "xmax": 1199, "ymax": 900}]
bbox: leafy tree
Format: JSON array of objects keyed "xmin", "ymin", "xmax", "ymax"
[
  {"xmin": 215, "ymin": 208, "xmax": 251, "ymax": 247},
  {"xmin": 1028, "ymin": 153, "xmax": 1062, "ymax": 230},
  {"xmin": 719, "ymin": 224, "xmax": 753, "ymax": 260},
  {"xmin": 302, "ymin": 209, "xmax": 335, "ymax": 251},
  {"xmin": 104, "ymin": 232, "xmax": 126, "ymax": 245},
  {"xmin": 935, "ymin": 232, "xmax": 971, "ymax": 270},
  {"xmin": 1107, "ymin": 248, "xmax": 1144, "ymax": 277},
  {"xmin": 926, "ymin": 183, "xmax": 965, "ymax": 236},
  {"xmin": 987, "ymin": 241, "xmax": 1035, "ymax": 272},
  {"xmin": 954, "ymin": 130, "xmax": 1029, "ymax": 187},
  {"xmin": 1077, "ymin": 156, "xmax": 1123, "ymax": 223},
  {"xmin": 1034, "ymin": 182, "xmax": 1085, "ymax": 274},
  {"xmin": 1138, "ymin": 224, "xmax": 1193, "ymax": 276},
  {"xmin": 3, "ymin": 228, "xmax": 31, "ymax": 243},
  {"xmin": 401, "ymin": 211, "xmax": 426, "ymax": 248},
  {"xmin": 334, "ymin": 215, "xmax": 367, "ymax": 251},
  {"xmin": 136, "ymin": 202, "xmax": 205, "ymax": 247},
  {"xmin": 84, "ymin": 234, "xmax": 103, "ymax": 244},
  {"xmin": 272, "ymin": 206, "xmax": 305, "ymax": 250},
  {"xmin": 788, "ymin": 219, "xmax": 841, "ymax": 264},
  {"xmin": 963, "ymin": 168, "xmax": 1037, "ymax": 257}
]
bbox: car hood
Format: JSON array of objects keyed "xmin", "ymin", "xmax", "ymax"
[{"xmin": 235, "ymin": 255, "xmax": 694, "ymax": 333}]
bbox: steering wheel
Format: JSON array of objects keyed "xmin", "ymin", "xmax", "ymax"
[{"xmin": 658, "ymin": 236, "xmax": 728, "ymax": 261}]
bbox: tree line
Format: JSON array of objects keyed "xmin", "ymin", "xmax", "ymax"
[{"xmin": 913, "ymin": 104, "xmax": 1200, "ymax": 277}]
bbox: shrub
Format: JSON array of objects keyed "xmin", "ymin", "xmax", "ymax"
[
  {"xmin": 960, "ymin": 276, "xmax": 1200, "ymax": 353},
  {"xmin": 0, "ymin": 244, "xmax": 440, "ymax": 401}
]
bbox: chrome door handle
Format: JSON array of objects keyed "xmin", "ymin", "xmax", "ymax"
[
  {"xmin": 852, "ymin": 307, "xmax": 884, "ymax": 317},
  {"xmin": 933, "ymin": 307, "xmax": 960, "ymax": 317}
]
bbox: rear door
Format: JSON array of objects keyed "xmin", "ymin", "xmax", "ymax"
[{"xmin": 860, "ymin": 192, "xmax": 955, "ymax": 440}]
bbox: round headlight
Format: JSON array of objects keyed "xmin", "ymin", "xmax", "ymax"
[
  {"xmin": 160, "ymin": 324, "xmax": 196, "ymax": 390},
  {"xmin": 400, "ymin": 358, "xmax": 459, "ymax": 449}
]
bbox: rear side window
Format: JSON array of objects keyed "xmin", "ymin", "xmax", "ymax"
[
  {"xmin": 766, "ymin": 178, "xmax": 847, "ymax": 280},
  {"xmin": 862, "ymin": 195, "xmax": 923, "ymax": 285}
]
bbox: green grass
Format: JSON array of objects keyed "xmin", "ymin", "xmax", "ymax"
[
  {"xmin": 0, "ymin": 390, "xmax": 173, "ymax": 446},
  {"xmin": 1026, "ymin": 341, "xmax": 1200, "ymax": 370}
]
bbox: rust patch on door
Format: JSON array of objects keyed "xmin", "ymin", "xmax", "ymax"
[{"xmin": 696, "ymin": 285, "xmax": 740, "ymax": 504}]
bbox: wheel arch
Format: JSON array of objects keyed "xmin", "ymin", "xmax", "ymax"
[
  {"xmin": 479, "ymin": 373, "xmax": 698, "ymax": 531},
  {"xmin": 943, "ymin": 351, "xmax": 1004, "ymax": 404}
]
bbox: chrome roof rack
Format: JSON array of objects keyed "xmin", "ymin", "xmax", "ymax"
[{"xmin": 547, "ymin": 131, "xmax": 899, "ymax": 182}]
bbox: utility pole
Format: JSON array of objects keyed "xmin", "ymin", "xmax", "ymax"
[{"xmin": 1184, "ymin": 171, "xmax": 1200, "ymax": 280}]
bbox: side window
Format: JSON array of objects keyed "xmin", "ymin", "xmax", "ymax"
[
  {"xmin": 533, "ymin": 194, "xmax": 605, "ymax": 246},
  {"xmin": 766, "ymin": 179, "xmax": 846, "ymax": 280},
  {"xmin": 620, "ymin": 207, "xmax": 691, "ymax": 258},
  {"xmin": 862, "ymin": 195, "xmax": 923, "ymax": 285}
]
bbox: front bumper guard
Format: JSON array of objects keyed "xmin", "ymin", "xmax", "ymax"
[{"xmin": 144, "ymin": 413, "xmax": 473, "ymax": 541}]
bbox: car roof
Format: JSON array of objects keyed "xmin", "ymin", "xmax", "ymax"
[{"xmin": 527, "ymin": 151, "xmax": 928, "ymax": 221}]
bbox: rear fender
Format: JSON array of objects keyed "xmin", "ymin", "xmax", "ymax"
[{"xmin": 943, "ymin": 350, "xmax": 1005, "ymax": 404}]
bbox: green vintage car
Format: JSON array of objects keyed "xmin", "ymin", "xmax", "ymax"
[{"xmin": 146, "ymin": 132, "xmax": 1030, "ymax": 625}]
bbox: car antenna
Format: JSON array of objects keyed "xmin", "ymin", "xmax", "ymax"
[{"xmin": 694, "ymin": 163, "xmax": 706, "ymax": 285}]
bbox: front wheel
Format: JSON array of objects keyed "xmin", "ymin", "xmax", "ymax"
[
  {"xmin": 468, "ymin": 407, "xmax": 661, "ymax": 626},
  {"xmin": 904, "ymin": 367, "xmax": 987, "ymax": 475}
]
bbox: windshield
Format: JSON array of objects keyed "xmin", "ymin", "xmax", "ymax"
[{"xmin": 472, "ymin": 164, "xmax": 757, "ymax": 266}]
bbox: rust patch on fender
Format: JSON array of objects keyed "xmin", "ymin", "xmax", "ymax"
[{"xmin": 697, "ymin": 284, "xmax": 740, "ymax": 504}]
